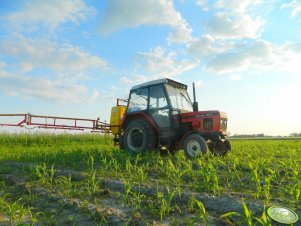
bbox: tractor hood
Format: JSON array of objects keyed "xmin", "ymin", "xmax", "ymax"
[
  {"xmin": 181, "ymin": 110, "xmax": 224, "ymax": 119},
  {"xmin": 181, "ymin": 110, "xmax": 228, "ymax": 134}
]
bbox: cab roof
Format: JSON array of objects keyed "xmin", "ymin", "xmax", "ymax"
[{"xmin": 130, "ymin": 78, "xmax": 187, "ymax": 91}]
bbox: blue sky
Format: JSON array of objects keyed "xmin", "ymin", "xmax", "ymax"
[{"xmin": 0, "ymin": 0, "xmax": 301, "ymax": 136}]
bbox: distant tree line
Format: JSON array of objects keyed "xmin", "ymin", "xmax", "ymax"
[
  {"xmin": 290, "ymin": 132, "xmax": 301, "ymax": 137},
  {"xmin": 231, "ymin": 132, "xmax": 301, "ymax": 138},
  {"xmin": 231, "ymin": 134, "xmax": 265, "ymax": 138}
]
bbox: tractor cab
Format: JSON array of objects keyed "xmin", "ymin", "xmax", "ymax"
[{"xmin": 127, "ymin": 79, "xmax": 192, "ymax": 129}]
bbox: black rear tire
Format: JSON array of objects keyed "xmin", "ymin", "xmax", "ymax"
[
  {"xmin": 124, "ymin": 119, "xmax": 156, "ymax": 154},
  {"xmin": 183, "ymin": 134, "xmax": 207, "ymax": 159}
]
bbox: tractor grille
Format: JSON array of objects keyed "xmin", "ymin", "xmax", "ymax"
[
  {"xmin": 203, "ymin": 118, "xmax": 212, "ymax": 130},
  {"xmin": 220, "ymin": 118, "xmax": 227, "ymax": 130}
]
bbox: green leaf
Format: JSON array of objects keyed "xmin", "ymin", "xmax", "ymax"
[{"xmin": 220, "ymin": 212, "xmax": 240, "ymax": 218}]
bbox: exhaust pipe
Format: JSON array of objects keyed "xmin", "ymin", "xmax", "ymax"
[{"xmin": 192, "ymin": 82, "xmax": 198, "ymax": 112}]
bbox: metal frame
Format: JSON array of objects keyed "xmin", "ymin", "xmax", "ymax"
[{"xmin": 0, "ymin": 113, "xmax": 111, "ymax": 132}]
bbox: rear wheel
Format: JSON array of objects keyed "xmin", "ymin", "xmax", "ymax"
[
  {"xmin": 208, "ymin": 139, "xmax": 231, "ymax": 156},
  {"xmin": 124, "ymin": 119, "xmax": 156, "ymax": 154},
  {"xmin": 183, "ymin": 134, "xmax": 207, "ymax": 159}
]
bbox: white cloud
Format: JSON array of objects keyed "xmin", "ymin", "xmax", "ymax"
[
  {"xmin": 206, "ymin": 12, "xmax": 264, "ymax": 39},
  {"xmin": 273, "ymin": 42, "xmax": 301, "ymax": 73},
  {"xmin": 196, "ymin": 0, "xmax": 206, "ymax": 5},
  {"xmin": 136, "ymin": 47, "xmax": 200, "ymax": 78},
  {"xmin": 99, "ymin": 0, "xmax": 192, "ymax": 43},
  {"xmin": 204, "ymin": 40, "xmax": 272, "ymax": 74},
  {"xmin": 196, "ymin": 0, "xmax": 209, "ymax": 11},
  {"xmin": 0, "ymin": 36, "xmax": 108, "ymax": 103},
  {"xmin": 0, "ymin": 37, "xmax": 107, "ymax": 75},
  {"xmin": 195, "ymin": 0, "xmax": 266, "ymax": 40},
  {"xmin": 167, "ymin": 20, "xmax": 192, "ymax": 44},
  {"xmin": 6, "ymin": 0, "xmax": 95, "ymax": 30},
  {"xmin": 187, "ymin": 34, "xmax": 228, "ymax": 58},
  {"xmin": 204, "ymin": 40, "xmax": 301, "ymax": 75},
  {"xmin": 281, "ymin": 0, "xmax": 301, "ymax": 17},
  {"xmin": 0, "ymin": 71, "xmax": 99, "ymax": 103},
  {"xmin": 20, "ymin": 63, "xmax": 34, "ymax": 73},
  {"xmin": 119, "ymin": 76, "xmax": 133, "ymax": 84},
  {"xmin": 214, "ymin": 0, "xmax": 262, "ymax": 14}
]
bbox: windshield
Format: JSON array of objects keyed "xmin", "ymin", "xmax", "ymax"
[{"xmin": 165, "ymin": 84, "xmax": 193, "ymax": 112}]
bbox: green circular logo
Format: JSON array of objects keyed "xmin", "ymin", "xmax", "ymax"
[{"xmin": 267, "ymin": 206, "xmax": 299, "ymax": 224}]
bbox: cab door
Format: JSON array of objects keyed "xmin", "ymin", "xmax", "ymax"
[{"xmin": 148, "ymin": 84, "xmax": 171, "ymax": 129}]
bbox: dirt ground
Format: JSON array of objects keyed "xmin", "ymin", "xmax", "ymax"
[{"xmin": 1, "ymin": 160, "xmax": 287, "ymax": 226}]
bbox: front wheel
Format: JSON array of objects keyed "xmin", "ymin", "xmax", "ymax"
[
  {"xmin": 124, "ymin": 119, "xmax": 156, "ymax": 154},
  {"xmin": 183, "ymin": 134, "xmax": 207, "ymax": 159}
]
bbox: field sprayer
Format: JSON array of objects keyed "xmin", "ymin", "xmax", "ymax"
[{"xmin": 0, "ymin": 78, "xmax": 231, "ymax": 158}]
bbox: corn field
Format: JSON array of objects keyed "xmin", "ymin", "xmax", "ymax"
[{"xmin": 0, "ymin": 133, "xmax": 300, "ymax": 225}]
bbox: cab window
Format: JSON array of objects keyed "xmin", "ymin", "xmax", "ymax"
[
  {"xmin": 165, "ymin": 84, "xmax": 192, "ymax": 112},
  {"xmin": 127, "ymin": 88, "xmax": 148, "ymax": 112},
  {"xmin": 149, "ymin": 85, "xmax": 168, "ymax": 109}
]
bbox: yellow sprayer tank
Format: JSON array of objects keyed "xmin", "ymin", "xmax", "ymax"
[{"xmin": 110, "ymin": 105, "xmax": 126, "ymax": 135}]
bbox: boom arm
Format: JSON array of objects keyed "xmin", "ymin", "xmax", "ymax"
[{"xmin": 0, "ymin": 113, "xmax": 111, "ymax": 132}]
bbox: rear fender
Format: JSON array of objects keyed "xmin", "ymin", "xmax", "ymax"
[{"xmin": 121, "ymin": 112, "xmax": 159, "ymax": 132}]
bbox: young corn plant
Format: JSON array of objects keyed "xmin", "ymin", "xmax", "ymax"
[
  {"xmin": 289, "ymin": 182, "xmax": 301, "ymax": 204},
  {"xmin": 123, "ymin": 179, "xmax": 134, "ymax": 206},
  {"xmin": 87, "ymin": 154, "xmax": 95, "ymax": 172},
  {"xmin": 30, "ymin": 163, "xmax": 56, "ymax": 187},
  {"xmin": 197, "ymin": 159, "xmax": 220, "ymax": 194},
  {"xmin": 86, "ymin": 170, "xmax": 99, "ymax": 195},
  {"xmin": 0, "ymin": 197, "xmax": 27, "ymax": 226},
  {"xmin": 100, "ymin": 154, "xmax": 110, "ymax": 171},
  {"xmin": 249, "ymin": 162, "xmax": 262, "ymax": 199},
  {"xmin": 125, "ymin": 159, "xmax": 133, "ymax": 176},
  {"xmin": 220, "ymin": 199, "xmax": 254, "ymax": 226},
  {"xmin": 16, "ymin": 202, "xmax": 27, "ymax": 225},
  {"xmin": 190, "ymin": 198, "xmax": 209, "ymax": 226},
  {"xmin": 262, "ymin": 176, "xmax": 271, "ymax": 203},
  {"xmin": 224, "ymin": 156, "xmax": 244, "ymax": 190},
  {"xmin": 291, "ymin": 159, "xmax": 300, "ymax": 179},
  {"xmin": 33, "ymin": 163, "xmax": 47, "ymax": 184},
  {"xmin": 254, "ymin": 207, "xmax": 272, "ymax": 226},
  {"xmin": 136, "ymin": 167, "xmax": 147, "ymax": 183},
  {"xmin": 156, "ymin": 186, "xmax": 180, "ymax": 222},
  {"xmin": 111, "ymin": 158, "xmax": 121, "ymax": 177},
  {"xmin": 55, "ymin": 175, "xmax": 73, "ymax": 196},
  {"xmin": 131, "ymin": 188, "xmax": 145, "ymax": 210},
  {"xmin": 165, "ymin": 159, "xmax": 188, "ymax": 197},
  {"xmin": 28, "ymin": 207, "xmax": 44, "ymax": 226},
  {"xmin": 125, "ymin": 159, "xmax": 142, "ymax": 181},
  {"xmin": 49, "ymin": 164, "xmax": 55, "ymax": 184}
]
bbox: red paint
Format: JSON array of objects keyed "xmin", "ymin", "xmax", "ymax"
[
  {"xmin": 181, "ymin": 110, "xmax": 225, "ymax": 133},
  {"xmin": 121, "ymin": 111, "xmax": 159, "ymax": 131}
]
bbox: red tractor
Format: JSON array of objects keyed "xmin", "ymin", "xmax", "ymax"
[{"xmin": 110, "ymin": 78, "xmax": 231, "ymax": 158}]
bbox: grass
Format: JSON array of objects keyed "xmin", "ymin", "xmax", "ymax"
[{"xmin": 0, "ymin": 133, "xmax": 300, "ymax": 225}]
